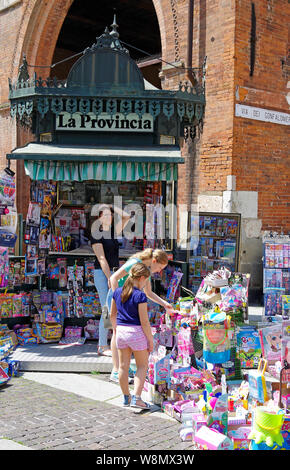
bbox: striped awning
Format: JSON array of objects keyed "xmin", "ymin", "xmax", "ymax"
[
  {"xmin": 7, "ymin": 143, "xmax": 182, "ymax": 182},
  {"xmin": 24, "ymin": 160, "xmax": 178, "ymax": 182}
]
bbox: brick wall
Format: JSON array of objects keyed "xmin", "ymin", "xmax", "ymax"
[{"xmin": 234, "ymin": 0, "xmax": 290, "ymax": 232}]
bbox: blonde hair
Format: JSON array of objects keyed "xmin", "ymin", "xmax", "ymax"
[
  {"xmin": 121, "ymin": 263, "xmax": 151, "ymax": 303},
  {"xmin": 131, "ymin": 248, "xmax": 168, "ymax": 266}
]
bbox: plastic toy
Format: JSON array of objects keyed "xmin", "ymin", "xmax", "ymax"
[{"xmin": 249, "ymin": 406, "xmax": 285, "ymax": 448}]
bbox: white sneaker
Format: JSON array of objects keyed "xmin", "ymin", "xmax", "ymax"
[{"xmin": 109, "ymin": 371, "xmax": 119, "ymax": 383}]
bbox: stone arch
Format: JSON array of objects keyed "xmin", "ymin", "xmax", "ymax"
[
  {"xmin": 13, "ymin": 0, "xmax": 179, "ymax": 83},
  {"xmin": 11, "ymin": 0, "xmax": 73, "ymax": 80}
]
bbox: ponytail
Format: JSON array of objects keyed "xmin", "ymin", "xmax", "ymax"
[{"xmin": 121, "ymin": 263, "xmax": 151, "ymax": 303}]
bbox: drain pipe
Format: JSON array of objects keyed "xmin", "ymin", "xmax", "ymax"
[{"xmin": 187, "ymin": 0, "xmax": 195, "ymax": 85}]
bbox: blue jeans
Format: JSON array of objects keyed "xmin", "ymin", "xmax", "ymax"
[{"xmin": 94, "ymin": 269, "xmax": 113, "ymax": 347}]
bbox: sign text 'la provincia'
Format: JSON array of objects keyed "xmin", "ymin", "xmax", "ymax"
[{"xmin": 56, "ymin": 112, "xmax": 154, "ymax": 132}]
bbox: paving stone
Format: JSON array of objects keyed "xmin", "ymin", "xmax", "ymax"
[{"xmin": 1, "ymin": 376, "xmax": 186, "ymax": 451}]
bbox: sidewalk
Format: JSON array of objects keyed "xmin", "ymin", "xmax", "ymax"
[{"xmin": 0, "ymin": 372, "xmax": 193, "ymax": 451}]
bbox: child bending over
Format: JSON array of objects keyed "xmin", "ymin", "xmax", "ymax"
[{"xmin": 110, "ymin": 263, "xmax": 153, "ymax": 409}]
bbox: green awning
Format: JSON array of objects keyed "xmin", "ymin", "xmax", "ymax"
[
  {"xmin": 24, "ymin": 160, "xmax": 178, "ymax": 182},
  {"xmin": 8, "ymin": 143, "xmax": 182, "ymax": 182}
]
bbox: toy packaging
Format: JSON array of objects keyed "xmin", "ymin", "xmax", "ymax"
[
  {"xmin": 236, "ymin": 326, "xmax": 261, "ymax": 368},
  {"xmin": 258, "ymin": 324, "xmax": 282, "ymax": 362},
  {"xmin": 202, "ymin": 311, "xmax": 231, "ymax": 364},
  {"xmin": 248, "ymin": 359, "xmax": 269, "ymax": 403},
  {"xmin": 194, "ymin": 425, "xmax": 234, "ymax": 450}
]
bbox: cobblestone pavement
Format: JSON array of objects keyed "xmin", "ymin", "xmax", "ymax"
[{"xmin": 0, "ymin": 374, "xmax": 196, "ymax": 451}]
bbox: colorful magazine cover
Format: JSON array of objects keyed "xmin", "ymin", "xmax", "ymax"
[
  {"xmin": 224, "ymin": 218, "xmax": 238, "ymax": 237},
  {"xmin": 282, "ymin": 271, "xmax": 290, "ymax": 293},
  {"xmin": 236, "ymin": 327, "xmax": 261, "ymax": 368},
  {"xmin": 263, "ymin": 268, "xmax": 283, "ymax": 290},
  {"xmin": 259, "ymin": 324, "xmax": 282, "ymax": 362},
  {"xmin": 274, "ymin": 244, "xmax": 284, "ymax": 268},
  {"xmin": 282, "ymin": 295, "xmax": 290, "ymax": 317},
  {"xmin": 26, "ymin": 202, "xmax": 41, "ymax": 227},
  {"xmin": 283, "ymin": 244, "xmax": 290, "ymax": 268},
  {"xmin": 223, "ymin": 240, "xmax": 236, "ymax": 261},
  {"xmin": 194, "ymin": 257, "xmax": 201, "ymax": 277},
  {"xmin": 216, "ymin": 217, "xmax": 224, "ymax": 236},
  {"xmin": 264, "ymin": 291, "xmax": 282, "ymax": 316},
  {"xmin": 200, "ymin": 237, "xmax": 214, "ymax": 257},
  {"xmin": 264, "ymin": 243, "xmax": 275, "ymax": 268}
]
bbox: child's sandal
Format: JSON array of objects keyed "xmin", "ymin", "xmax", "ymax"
[
  {"xmin": 123, "ymin": 394, "xmax": 131, "ymax": 407},
  {"xmin": 130, "ymin": 395, "xmax": 151, "ymax": 410}
]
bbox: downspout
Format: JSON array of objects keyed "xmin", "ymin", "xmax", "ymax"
[{"xmin": 187, "ymin": 0, "xmax": 195, "ymax": 85}]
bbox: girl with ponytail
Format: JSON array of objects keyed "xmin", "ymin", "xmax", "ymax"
[
  {"xmin": 110, "ymin": 263, "xmax": 153, "ymax": 409},
  {"xmin": 108, "ymin": 248, "xmax": 174, "ymax": 383}
]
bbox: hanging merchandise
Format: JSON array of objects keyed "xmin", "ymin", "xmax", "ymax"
[
  {"xmin": 0, "ymin": 168, "xmax": 16, "ymax": 207},
  {"xmin": 202, "ymin": 311, "xmax": 231, "ymax": 364},
  {"xmin": 0, "ymin": 185, "xmax": 18, "ymax": 247},
  {"xmin": 166, "ymin": 270, "xmax": 183, "ymax": 303},
  {"xmin": 0, "ymin": 246, "xmax": 9, "ymax": 288}
]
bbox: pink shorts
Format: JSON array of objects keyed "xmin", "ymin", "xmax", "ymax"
[{"xmin": 116, "ymin": 325, "xmax": 148, "ymax": 351}]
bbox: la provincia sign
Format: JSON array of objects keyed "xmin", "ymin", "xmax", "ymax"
[
  {"xmin": 235, "ymin": 104, "xmax": 290, "ymax": 126},
  {"xmin": 56, "ymin": 112, "xmax": 154, "ymax": 132}
]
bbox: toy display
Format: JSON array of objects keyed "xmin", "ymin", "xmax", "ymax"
[{"xmin": 263, "ymin": 236, "xmax": 290, "ymax": 319}]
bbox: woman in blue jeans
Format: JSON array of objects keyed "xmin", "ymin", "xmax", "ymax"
[{"xmin": 91, "ymin": 204, "xmax": 130, "ymax": 355}]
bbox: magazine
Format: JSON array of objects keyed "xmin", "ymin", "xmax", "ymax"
[{"xmin": 263, "ymin": 268, "xmax": 283, "ymax": 290}]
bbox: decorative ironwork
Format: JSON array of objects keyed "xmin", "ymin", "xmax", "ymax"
[
  {"xmin": 106, "ymin": 98, "xmax": 118, "ymax": 116},
  {"xmin": 37, "ymin": 98, "xmax": 49, "ymax": 118},
  {"xmin": 79, "ymin": 98, "xmax": 91, "ymax": 115},
  {"xmin": 8, "ymin": 16, "xmax": 205, "ymax": 138},
  {"xmin": 134, "ymin": 100, "xmax": 146, "ymax": 118},
  {"xmin": 51, "ymin": 97, "xmax": 63, "ymax": 115},
  {"xmin": 149, "ymin": 100, "xmax": 161, "ymax": 119},
  {"xmin": 92, "ymin": 99, "xmax": 103, "ymax": 116},
  {"xmin": 163, "ymin": 101, "xmax": 175, "ymax": 120},
  {"xmin": 65, "ymin": 97, "xmax": 78, "ymax": 115},
  {"xmin": 120, "ymin": 99, "xmax": 132, "ymax": 116}
]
